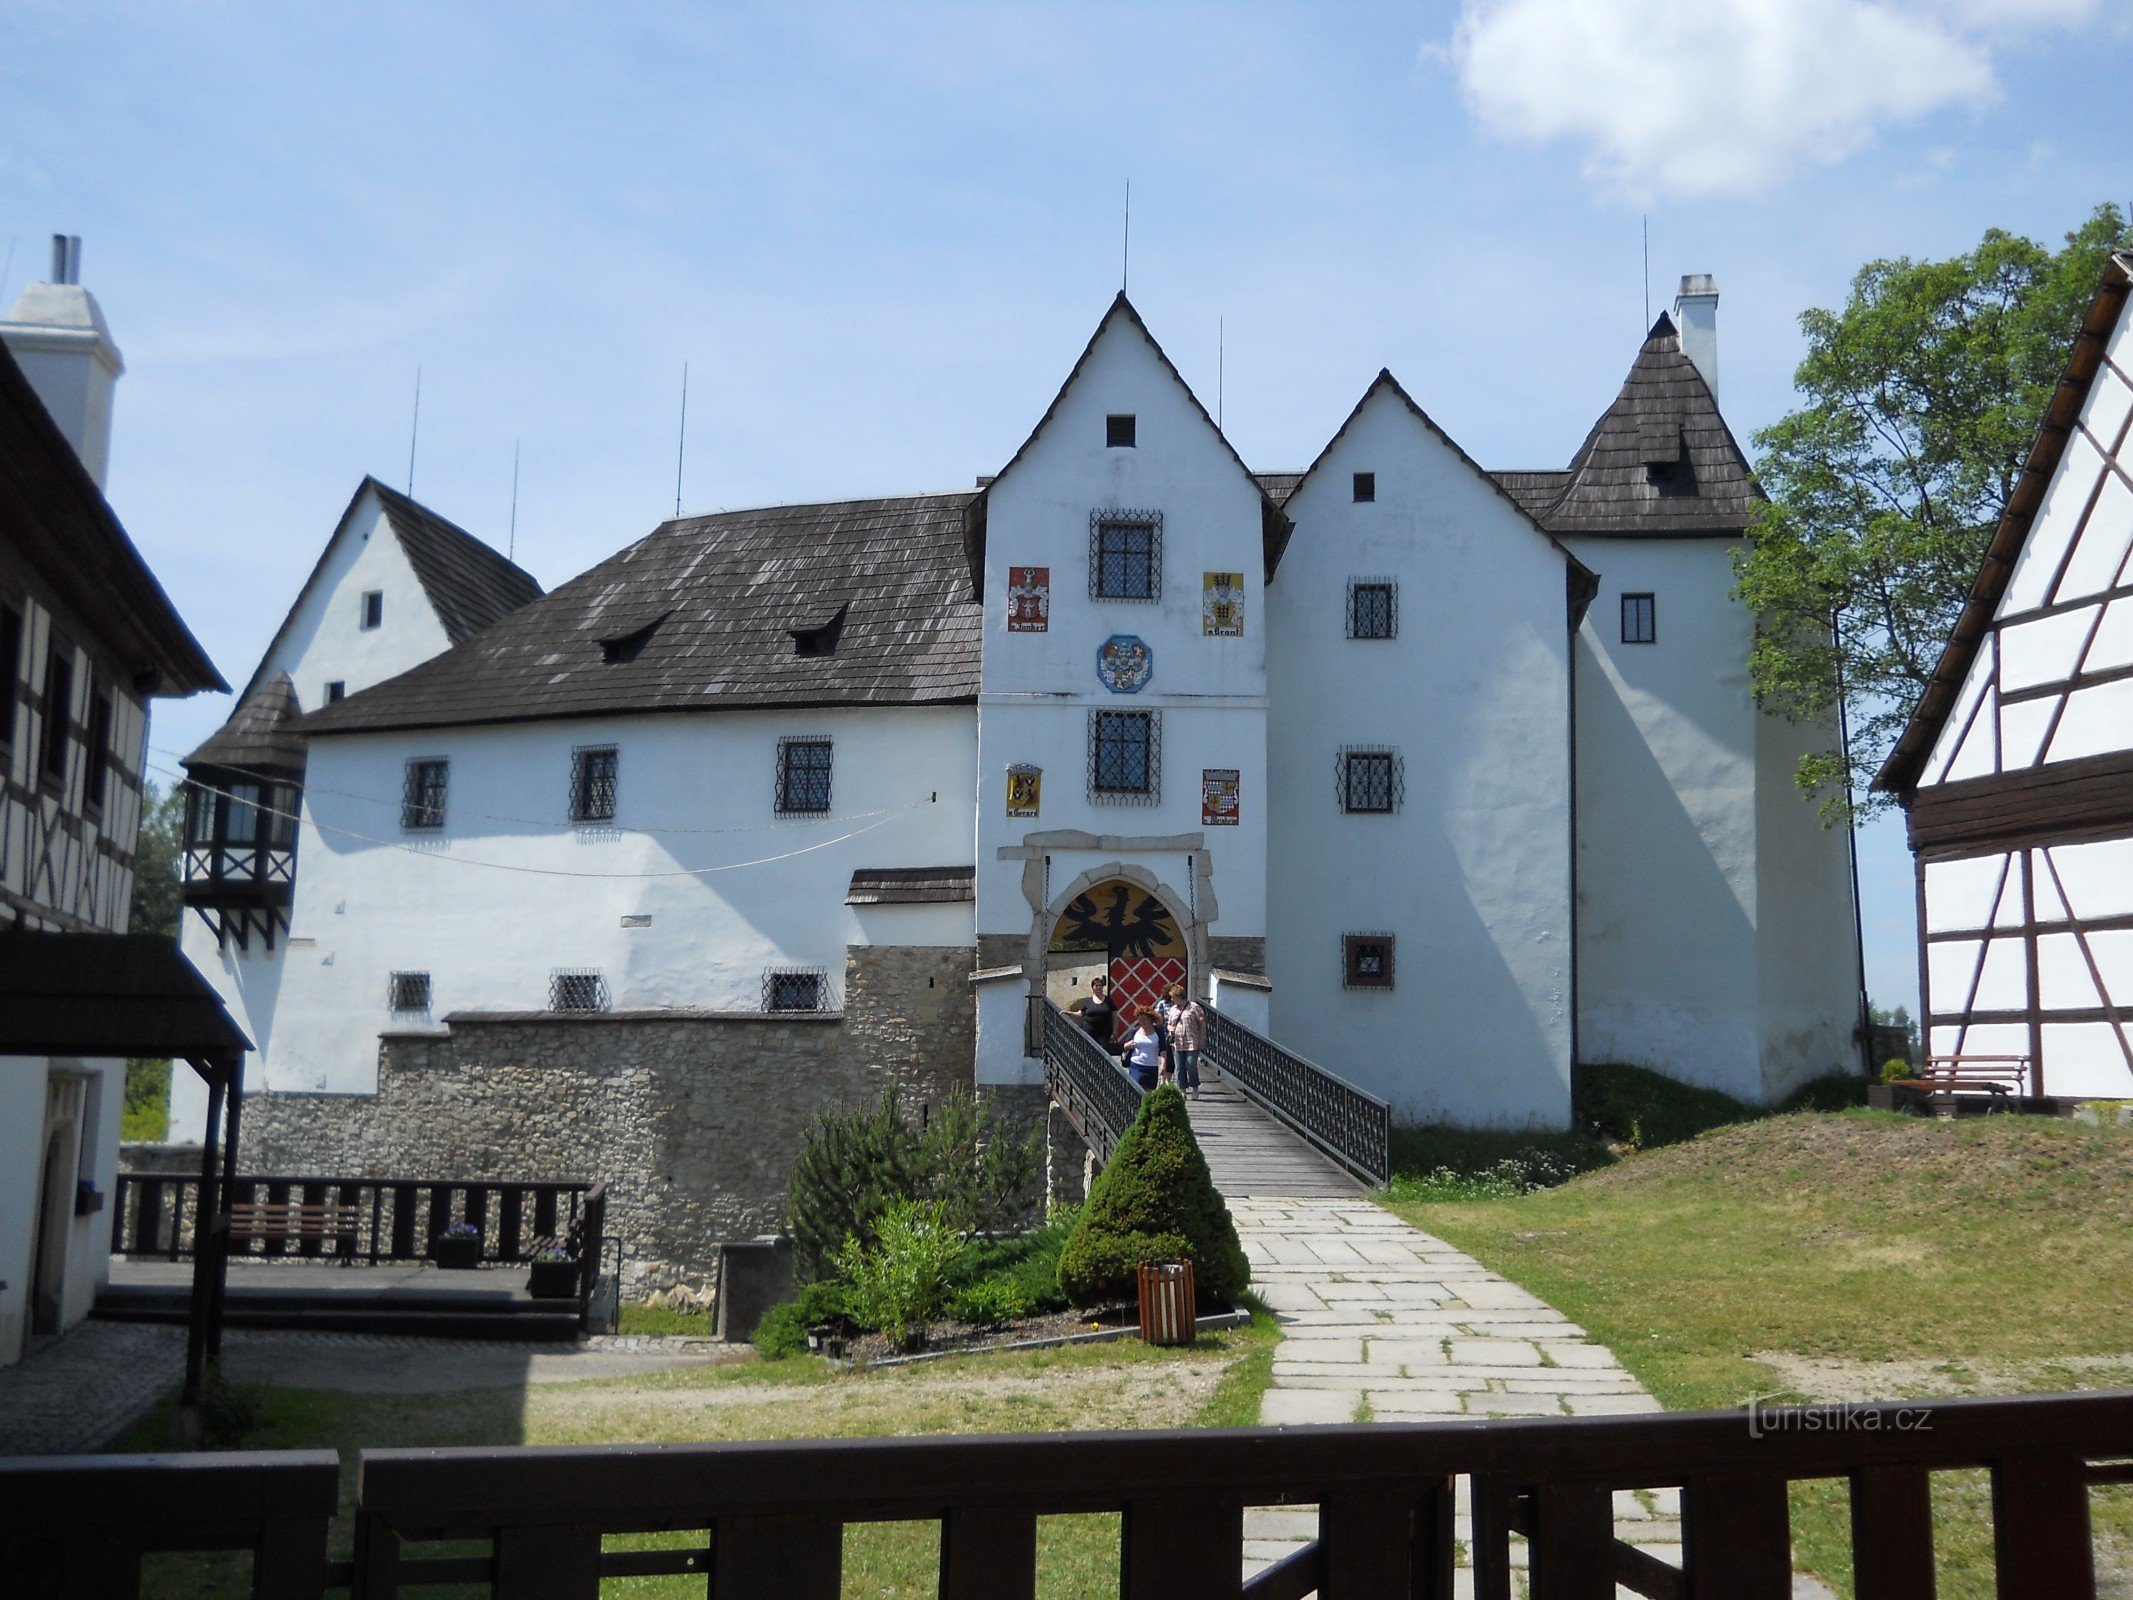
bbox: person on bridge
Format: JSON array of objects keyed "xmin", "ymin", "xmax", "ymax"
[
  {"xmin": 1159, "ymin": 983, "xmax": 1205, "ymax": 1098},
  {"xmin": 1123, "ymin": 1014, "xmax": 1167, "ymax": 1092},
  {"xmin": 1066, "ymin": 975, "xmax": 1118, "ymax": 1051}
]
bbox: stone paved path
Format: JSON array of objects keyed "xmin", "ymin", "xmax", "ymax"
[
  {"xmin": 0, "ymin": 1321, "xmax": 185, "ymax": 1455},
  {"xmin": 1231, "ymin": 1196, "xmax": 1681, "ymax": 1597}
]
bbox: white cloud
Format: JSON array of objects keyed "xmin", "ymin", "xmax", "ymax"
[{"xmin": 1439, "ymin": 0, "xmax": 2100, "ymax": 198}]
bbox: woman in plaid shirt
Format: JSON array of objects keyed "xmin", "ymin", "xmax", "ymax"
[{"xmin": 1160, "ymin": 982, "xmax": 1206, "ymax": 1097}]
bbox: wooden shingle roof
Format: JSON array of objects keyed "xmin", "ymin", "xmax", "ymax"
[
  {"xmin": 1524, "ymin": 314, "xmax": 1760, "ymax": 538},
  {"xmin": 370, "ymin": 481, "xmax": 544, "ymax": 645},
  {"xmin": 0, "ymin": 932, "xmax": 250, "ymax": 1060},
  {"xmin": 845, "ymin": 866, "xmax": 976, "ymax": 905},
  {"xmin": 298, "ymin": 492, "xmax": 983, "ymax": 737},
  {"xmin": 182, "ymin": 670, "xmax": 307, "ymax": 775}
]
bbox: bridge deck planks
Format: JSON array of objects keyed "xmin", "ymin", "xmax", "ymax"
[{"xmin": 1185, "ymin": 1076, "xmax": 1367, "ymax": 1199}]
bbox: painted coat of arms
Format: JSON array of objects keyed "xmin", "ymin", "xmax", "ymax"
[
  {"xmin": 1007, "ymin": 566, "xmax": 1050, "ymax": 632},
  {"xmin": 1203, "ymin": 571, "xmax": 1245, "ymax": 636},
  {"xmin": 1006, "ymin": 765, "xmax": 1042, "ymax": 818},
  {"xmin": 1202, "ymin": 768, "xmax": 1240, "ymax": 826},
  {"xmin": 1096, "ymin": 635, "xmax": 1153, "ymax": 693}
]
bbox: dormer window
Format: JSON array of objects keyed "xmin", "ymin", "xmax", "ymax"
[
  {"xmin": 326, "ymin": 681, "xmax": 346, "ymax": 703},
  {"xmin": 1639, "ymin": 419, "xmax": 1694, "ymax": 496},
  {"xmin": 599, "ymin": 613, "xmax": 669, "ymax": 664},
  {"xmin": 791, "ymin": 602, "xmax": 848, "ymax": 658},
  {"xmin": 1352, "ymin": 472, "xmax": 1375, "ymax": 503},
  {"xmin": 1106, "ymin": 414, "xmax": 1136, "ymax": 448},
  {"xmin": 359, "ymin": 591, "xmax": 383, "ymax": 630}
]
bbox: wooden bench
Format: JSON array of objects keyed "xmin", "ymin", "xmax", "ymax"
[
  {"xmin": 227, "ymin": 1200, "xmax": 362, "ymax": 1260},
  {"xmin": 1892, "ymin": 1054, "xmax": 2032, "ymax": 1098}
]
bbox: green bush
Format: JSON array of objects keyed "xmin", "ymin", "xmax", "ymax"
[
  {"xmin": 1057, "ymin": 1086, "xmax": 1249, "ymax": 1307},
  {"xmin": 833, "ymin": 1199, "xmax": 970, "ymax": 1349},
  {"xmin": 122, "ymin": 1058, "xmax": 170, "ymax": 1143},
  {"xmin": 950, "ymin": 1275, "xmax": 1032, "ymax": 1327},
  {"xmin": 1880, "ymin": 1058, "xmax": 1914, "ymax": 1086},
  {"xmin": 1384, "ymin": 1151, "xmax": 1585, "ymax": 1203},
  {"xmin": 787, "ymin": 1087, "xmax": 1040, "ymax": 1283},
  {"xmin": 751, "ymin": 1279, "xmax": 850, "ymax": 1359}
]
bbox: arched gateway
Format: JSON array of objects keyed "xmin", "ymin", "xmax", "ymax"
[{"xmin": 1046, "ymin": 877, "xmax": 1187, "ymax": 1042}]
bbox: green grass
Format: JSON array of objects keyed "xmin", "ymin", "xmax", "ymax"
[
  {"xmin": 616, "ymin": 1303, "xmax": 717, "ymax": 1337},
  {"xmin": 111, "ymin": 1308, "xmax": 1281, "ymax": 1598},
  {"xmin": 1384, "ymin": 1109, "xmax": 2133, "ymax": 1597}
]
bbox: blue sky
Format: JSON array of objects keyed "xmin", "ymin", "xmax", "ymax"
[{"xmin": 6, "ymin": 1, "xmax": 2132, "ymax": 1015}]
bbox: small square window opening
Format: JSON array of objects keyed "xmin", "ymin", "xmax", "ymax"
[
  {"xmin": 402, "ymin": 758, "xmax": 449, "ymax": 831},
  {"xmin": 388, "ymin": 972, "xmax": 432, "ymax": 1014},
  {"xmin": 776, "ymin": 737, "xmax": 833, "ymax": 815},
  {"xmin": 325, "ymin": 681, "xmax": 346, "ymax": 703},
  {"xmin": 571, "ymin": 746, "xmax": 618, "ymax": 823},
  {"xmin": 1352, "ymin": 471, "xmax": 1375, "ymax": 503},
  {"xmin": 1106, "ymin": 414, "xmax": 1136, "ymax": 448},
  {"xmin": 359, "ymin": 591, "xmax": 383, "ymax": 630},
  {"xmin": 1622, "ymin": 592, "xmax": 1656, "ymax": 645},
  {"xmin": 549, "ymin": 971, "xmax": 608, "ymax": 1012},
  {"xmin": 1343, "ymin": 933, "xmax": 1395, "ymax": 990}
]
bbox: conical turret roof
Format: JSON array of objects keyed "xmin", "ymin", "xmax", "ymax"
[{"xmin": 183, "ymin": 671, "xmax": 307, "ymax": 777}]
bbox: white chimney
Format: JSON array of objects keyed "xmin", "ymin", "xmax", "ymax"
[
  {"xmin": 1, "ymin": 235, "xmax": 125, "ymax": 490},
  {"xmin": 1673, "ymin": 272, "xmax": 1718, "ymax": 405}
]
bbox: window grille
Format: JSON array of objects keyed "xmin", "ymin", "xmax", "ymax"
[
  {"xmin": 388, "ymin": 972, "xmax": 432, "ymax": 1014},
  {"xmin": 1088, "ymin": 709, "xmax": 1160, "ymax": 804},
  {"xmin": 775, "ymin": 737, "xmax": 833, "ymax": 815},
  {"xmin": 1336, "ymin": 747, "xmax": 1402, "ymax": 814},
  {"xmin": 1622, "ymin": 592, "xmax": 1656, "ymax": 645},
  {"xmin": 402, "ymin": 758, "xmax": 449, "ymax": 830},
  {"xmin": 571, "ymin": 746, "xmax": 618, "ymax": 822},
  {"xmin": 763, "ymin": 966, "xmax": 829, "ymax": 1012},
  {"xmin": 1106, "ymin": 413, "xmax": 1137, "ymax": 448},
  {"xmin": 1347, "ymin": 579, "xmax": 1398, "ymax": 640},
  {"xmin": 1089, "ymin": 511, "xmax": 1163, "ymax": 601},
  {"xmin": 1352, "ymin": 471, "xmax": 1376, "ymax": 503},
  {"xmin": 549, "ymin": 970, "xmax": 609, "ymax": 1012},
  {"xmin": 1343, "ymin": 933, "xmax": 1396, "ymax": 990}
]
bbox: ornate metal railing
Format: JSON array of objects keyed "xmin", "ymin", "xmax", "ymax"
[
  {"xmin": 1203, "ymin": 1005, "xmax": 1392, "ymax": 1185},
  {"xmin": 1042, "ymin": 1000, "xmax": 1143, "ymax": 1166},
  {"xmin": 5, "ymin": 1392, "xmax": 2130, "ymax": 1595}
]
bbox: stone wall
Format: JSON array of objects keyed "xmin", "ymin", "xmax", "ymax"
[{"xmin": 239, "ymin": 942, "xmax": 981, "ymax": 1295}]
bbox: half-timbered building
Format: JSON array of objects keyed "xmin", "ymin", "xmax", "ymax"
[{"xmin": 1877, "ymin": 250, "xmax": 2133, "ymax": 1099}]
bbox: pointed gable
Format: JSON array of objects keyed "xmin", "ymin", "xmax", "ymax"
[
  {"xmin": 1530, "ymin": 313, "xmax": 1760, "ymax": 537},
  {"xmin": 369, "ymin": 480, "xmax": 543, "ymax": 645},
  {"xmin": 1879, "ymin": 251, "xmax": 2133, "ymax": 799},
  {"xmin": 984, "ymin": 293, "xmax": 1292, "ymax": 579},
  {"xmin": 182, "ymin": 671, "xmax": 306, "ymax": 776}
]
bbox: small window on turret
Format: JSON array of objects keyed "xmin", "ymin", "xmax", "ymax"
[{"xmin": 1106, "ymin": 414, "xmax": 1136, "ymax": 448}]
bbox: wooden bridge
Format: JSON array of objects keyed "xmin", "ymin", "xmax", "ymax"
[{"xmin": 1042, "ymin": 999, "xmax": 1387, "ymax": 1200}]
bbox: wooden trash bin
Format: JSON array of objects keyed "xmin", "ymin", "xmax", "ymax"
[{"xmin": 1137, "ymin": 1260, "xmax": 1196, "ymax": 1346}]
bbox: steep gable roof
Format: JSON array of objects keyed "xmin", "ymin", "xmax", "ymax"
[
  {"xmin": 983, "ymin": 293, "xmax": 1293, "ymax": 580},
  {"xmin": 1875, "ymin": 250, "xmax": 2133, "ymax": 798},
  {"xmin": 182, "ymin": 670, "xmax": 307, "ymax": 776},
  {"xmin": 1529, "ymin": 313, "xmax": 1761, "ymax": 538},
  {"xmin": 1284, "ymin": 370, "xmax": 1596, "ymax": 600},
  {"xmin": 297, "ymin": 491, "xmax": 983, "ymax": 737},
  {"xmin": 0, "ymin": 335, "xmax": 223, "ymax": 694},
  {"xmin": 233, "ymin": 477, "xmax": 541, "ymax": 705}
]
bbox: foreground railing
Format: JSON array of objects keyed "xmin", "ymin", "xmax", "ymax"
[
  {"xmin": 3, "ymin": 1392, "xmax": 2129, "ymax": 1596},
  {"xmin": 1203, "ymin": 1005, "xmax": 1392, "ymax": 1185},
  {"xmin": 1042, "ymin": 999, "xmax": 1144, "ymax": 1165}
]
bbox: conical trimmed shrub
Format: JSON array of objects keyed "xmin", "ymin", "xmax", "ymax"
[{"xmin": 1057, "ymin": 1085, "xmax": 1250, "ymax": 1307}]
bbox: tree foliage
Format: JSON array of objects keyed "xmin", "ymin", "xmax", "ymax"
[
  {"xmin": 1735, "ymin": 204, "xmax": 2132, "ymax": 821},
  {"xmin": 786, "ymin": 1086, "xmax": 1040, "ymax": 1283},
  {"xmin": 1056, "ymin": 1085, "xmax": 1248, "ymax": 1308},
  {"xmin": 129, "ymin": 780, "xmax": 185, "ymax": 940}
]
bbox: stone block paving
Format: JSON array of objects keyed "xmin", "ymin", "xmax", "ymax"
[
  {"xmin": 1230, "ymin": 1198, "xmax": 1833, "ymax": 1600},
  {"xmin": 0, "ymin": 1321, "xmax": 185, "ymax": 1455}
]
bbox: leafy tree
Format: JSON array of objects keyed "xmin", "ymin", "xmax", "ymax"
[
  {"xmin": 1735, "ymin": 204, "xmax": 2133, "ymax": 822},
  {"xmin": 1057, "ymin": 1085, "xmax": 1248, "ymax": 1308},
  {"xmin": 124, "ymin": 780, "xmax": 187, "ymax": 1142}
]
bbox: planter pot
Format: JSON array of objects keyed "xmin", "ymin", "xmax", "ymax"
[
  {"xmin": 1866, "ymin": 1084, "xmax": 1896, "ymax": 1111},
  {"xmin": 527, "ymin": 1259, "xmax": 580, "ymax": 1299},
  {"xmin": 431, "ymin": 1234, "xmax": 483, "ymax": 1270}
]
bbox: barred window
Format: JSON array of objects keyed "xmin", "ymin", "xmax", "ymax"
[
  {"xmin": 1089, "ymin": 709, "xmax": 1159, "ymax": 802},
  {"xmin": 570, "ymin": 745, "xmax": 618, "ymax": 822},
  {"xmin": 1090, "ymin": 512, "xmax": 1162, "ymax": 601},
  {"xmin": 1337, "ymin": 747, "xmax": 1401, "ymax": 814},
  {"xmin": 402, "ymin": 758, "xmax": 449, "ymax": 830},
  {"xmin": 1343, "ymin": 933, "xmax": 1395, "ymax": 990},
  {"xmin": 549, "ymin": 970, "xmax": 609, "ymax": 1012},
  {"xmin": 1622, "ymin": 592, "xmax": 1656, "ymax": 645},
  {"xmin": 764, "ymin": 967, "xmax": 827, "ymax": 1012},
  {"xmin": 388, "ymin": 972, "xmax": 432, "ymax": 1014},
  {"xmin": 775, "ymin": 737, "xmax": 833, "ymax": 815},
  {"xmin": 1347, "ymin": 579, "xmax": 1397, "ymax": 640}
]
